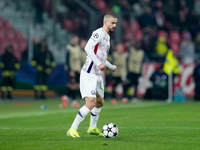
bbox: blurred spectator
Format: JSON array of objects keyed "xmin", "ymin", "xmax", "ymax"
[
  {"xmin": 194, "ymin": 0, "xmax": 200, "ymax": 17},
  {"xmin": 142, "ymin": 26, "xmax": 158, "ymax": 61},
  {"xmin": 180, "ymin": 32, "xmax": 195, "ymax": 64},
  {"xmin": 64, "ymin": 35, "xmax": 81, "ymax": 101},
  {"xmin": 188, "ymin": 10, "xmax": 198, "ymax": 36},
  {"xmin": 117, "ymin": 0, "xmax": 131, "ymax": 19},
  {"xmin": 32, "ymin": 37, "xmax": 40, "ymax": 56},
  {"xmin": 138, "ymin": 5, "xmax": 156, "ymax": 28},
  {"xmin": 111, "ymin": 43, "xmax": 127, "ymax": 99},
  {"xmin": 124, "ymin": 42, "xmax": 144, "ymax": 101},
  {"xmin": 55, "ymin": 0, "xmax": 68, "ymax": 22},
  {"xmin": 80, "ymin": 39, "xmax": 87, "ymax": 67},
  {"xmin": 32, "ymin": 40, "xmax": 56, "ymax": 99},
  {"xmin": 155, "ymin": 36, "xmax": 169, "ymax": 61},
  {"xmin": 118, "ymin": 0, "xmax": 131, "ymax": 11},
  {"xmin": 132, "ymin": 2, "xmax": 145, "ymax": 17},
  {"xmin": 193, "ymin": 59, "xmax": 200, "ymax": 101},
  {"xmin": 163, "ymin": 0, "xmax": 177, "ymax": 24},
  {"xmin": 144, "ymin": 65, "xmax": 168, "ymax": 100},
  {"xmin": 177, "ymin": 0, "xmax": 189, "ymax": 31},
  {"xmin": 196, "ymin": 19, "xmax": 200, "ymax": 34},
  {"xmin": 0, "ymin": 44, "xmax": 20, "ymax": 99},
  {"xmin": 195, "ymin": 32, "xmax": 200, "ymax": 56},
  {"xmin": 31, "ymin": 0, "xmax": 200, "ymax": 63},
  {"xmin": 32, "ymin": 0, "xmax": 45, "ymax": 23},
  {"xmin": 153, "ymin": 0, "xmax": 165, "ymax": 29}
]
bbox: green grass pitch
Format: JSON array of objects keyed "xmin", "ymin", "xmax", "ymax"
[{"xmin": 0, "ymin": 99, "xmax": 200, "ymax": 150}]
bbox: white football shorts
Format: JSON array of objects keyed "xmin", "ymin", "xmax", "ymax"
[{"xmin": 80, "ymin": 70, "xmax": 104, "ymax": 99}]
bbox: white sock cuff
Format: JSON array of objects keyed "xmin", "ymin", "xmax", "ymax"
[
  {"xmin": 80, "ymin": 105, "xmax": 90, "ymax": 117},
  {"xmin": 91, "ymin": 107, "xmax": 101, "ymax": 115}
]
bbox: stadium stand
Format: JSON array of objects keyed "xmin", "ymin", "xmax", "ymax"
[
  {"xmin": 1, "ymin": 0, "xmax": 200, "ymax": 98},
  {"xmin": 0, "ymin": 16, "xmax": 27, "ymax": 60}
]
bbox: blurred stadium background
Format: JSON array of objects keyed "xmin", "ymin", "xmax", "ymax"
[{"xmin": 0, "ymin": 0, "xmax": 200, "ymax": 101}]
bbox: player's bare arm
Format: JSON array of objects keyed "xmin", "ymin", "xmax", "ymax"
[
  {"xmin": 112, "ymin": 67, "xmax": 117, "ymax": 72},
  {"xmin": 98, "ymin": 64, "xmax": 106, "ymax": 71}
]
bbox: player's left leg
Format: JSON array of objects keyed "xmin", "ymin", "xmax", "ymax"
[{"xmin": 87, "ymin": 97, "xmax": 104, "ymax": 137}]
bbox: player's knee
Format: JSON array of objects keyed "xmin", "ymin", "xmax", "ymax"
[
  {"xmin": 88, "ymin": 101, "xmax": 96, "ymax": 110},
  {"xmin": 85, "ymin": 97, "xmax": 96, "ymax": 110},
  {"xmin": 100, "ymin": 100, "xmax": 104, "ymax": 107},
  {"xmin": 91, "ymin": 100, "xmax": 96, "ymax": 107},
  {"xmin": 96, "ymin": 100, "xmax": 104, "ymax": 108}
]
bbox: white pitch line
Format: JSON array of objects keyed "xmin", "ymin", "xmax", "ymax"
[
  {"xmin": 132, "ymin": 126, "xmax": 200, "ymax": 130},
  {"xmin": 1, "ymin": 126, "xmax": 200, "ymax": 130},
  {"xmin": 0, "ymin": 102, "xmax": 167, "ymax": 120},
  {"xmin": 105, "ymin": 102, "xmax": 167, "ymax": 110},
  {"xmin": 0, "ymin": 109, "xmax": 76, "ymax": 119}
]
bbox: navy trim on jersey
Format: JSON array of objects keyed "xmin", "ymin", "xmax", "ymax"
[
  {"xmin": 87, "ymin": 61, "xmax": 94, "ymax": 73},
  {"xmin": 78, "ymin": 111, "xmax": 83, "ymax": 118}
]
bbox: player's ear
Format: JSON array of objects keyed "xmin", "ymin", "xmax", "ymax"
[{"xmin": 104, "ymin": 20, "xmax": 107, "ymax": 26}]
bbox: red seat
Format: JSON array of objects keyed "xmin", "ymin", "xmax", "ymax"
[
  {"xmin": 43, "ymin": 0, "xmax": 51, "ymax": 11},
  {"xmin": 132, "ymin": 20, "xmax": 140, "ymax": 31},
  {"xmin": 2, "ymin": 20, "xmax": 13, "ymax": 30},
  {"xmin": 0, "ymin": 16, "xmax": 3, "ymax": 21},
  {"xmin": 15, "ymin": 30, "xmax": 25, "ymax": 41},
  {"xmin": 5, "ymin": 30, "xmax": 15, "ymax": 41},
  {"xmin": 125, "ymin": 25, "xmax": 131, "ymax": 40},
  {"xmin": 0, "ymin": 40, "xmax": 6, "ymax": 55},
  {"xmin": 169, "ymin": 42, "xmax": 179, "ymax": 54},
  {"xmin": 135, "ymin": 29, "xmax": 143, "ymax": 41},
  {"xmin": 122, "ymin": 20, "xmax": 129, "ymax": 29},
  {"xmin": 97, "ymin": 0, "xmax": 110, "ymax": 12},
  {"xmin": 158, "ymin": 30, "xmax": 168, "ymax": 38},
  {"xmin": 0, "ymin": 20, "xmax": 4, "ymax": 30},
  {"xmin": 12, "ymin": 41, "xmax": 19, "ymax": 51},
  {"xmin": 18, "ymin": 40, "xmax": 27, "ymax": 52},
  {"xmin": 63, "ymin": 19, "xmax": 74, "ymax": 32},
  {"xmin": 0, "ymin": 17, "xmax": 27, "ymax": 58},
  {"xmin": 0, "ymin": 30, "xmax": 4, "ymax": 40},
  {"xmin": 169, "ymin": 31, "xmax": 180, "ymax": 44},
  {"xmin": 180, "ymin": 30, "xmax": 190, "ymax": 43},
  {"xmin": 13, "ymin": 50, "xmax": 21, "ymax": 61}
]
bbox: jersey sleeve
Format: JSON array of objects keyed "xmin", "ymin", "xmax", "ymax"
[
  {"xmin": 84, "ymin": 30, "xmax": 103, "ymax": 66},
  {"xmin": 105, "ymin": 60, "xmax": 116, "ymax": 70},
  {"xmin": 88, "ymin": 30, "xmax": 103, "ymax": 46}
]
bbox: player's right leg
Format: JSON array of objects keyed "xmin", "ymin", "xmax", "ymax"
[
  {"xmin": 67, "ymin": 104, "xmax": 90, "ymax": 138},
  {"xmin": 67, "ymin": 97, "xmax": 96, "ymax": 138},
  {"xmin": 67, "ymin": 70, "xmax": 97, "ymax": 138},
  {"xmin": 67, "ymin": 128, "xmax": 80, "ymax": 138}
]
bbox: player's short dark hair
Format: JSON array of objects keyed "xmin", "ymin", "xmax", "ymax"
[{"xmin": 103, "ymin": 13, "xmax": 117, "ymax": 21}]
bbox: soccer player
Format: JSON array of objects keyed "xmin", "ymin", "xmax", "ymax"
[{"xmin": 67, "ymin": 13, "xmax": 118, "ymax": 138}]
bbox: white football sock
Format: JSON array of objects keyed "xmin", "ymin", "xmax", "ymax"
[
  {"xmin": 71, "ymin": 105, "xmax": 90, "ymax": 130},
  {"xmin": 90, "ymin": 107, "xmax": 101, "ymax": 128}
]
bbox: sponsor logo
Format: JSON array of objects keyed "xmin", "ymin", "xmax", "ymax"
[
  {"xmin": 93, "ymin": 33, "xmax": 99, "ymax": 38},
  {"xmin": 106, "ymin": 46, "xmax": 110, "ymax": 54},
  {"xmin": 91, "ymin": 90, "xmax": 96, "ymax": 95}
]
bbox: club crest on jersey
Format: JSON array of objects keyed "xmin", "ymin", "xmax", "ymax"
[
  {"xmin": 106, "ymin": 46, "xmax": 110, "ymax": 54},
  {"xmin": 93, "ymin": 33, "xmax": 99, "ymax": 38},
  {"xmin": 91, "ymin": 90, "xmax": 96, "ymax": 95}
]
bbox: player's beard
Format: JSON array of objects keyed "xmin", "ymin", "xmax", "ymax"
[{"xmin": 108, "ymin": 26, "xmax": 115, "ymax": 34}]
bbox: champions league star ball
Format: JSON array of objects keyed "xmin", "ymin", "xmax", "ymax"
[{"xmin": 102, "ymin": 123, "xmax": 119, "ymax": 138}]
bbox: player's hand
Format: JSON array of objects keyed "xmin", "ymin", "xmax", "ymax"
[
  {"xmin": 112, "ymin": 67, "xmax": 117, "ymax": 72},
  {"xmin": 98, "ymin": 64, "xmax": 106, "ymax": 71}
]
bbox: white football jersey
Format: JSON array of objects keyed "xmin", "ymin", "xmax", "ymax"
[{"xmin": 82, "ymin": 27, "xmax": 110, "ymax": 76}]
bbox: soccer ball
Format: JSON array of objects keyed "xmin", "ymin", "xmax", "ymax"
[{"xmin": 102, "ymin": 123, "xmax": 118, "ymax": 138}]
